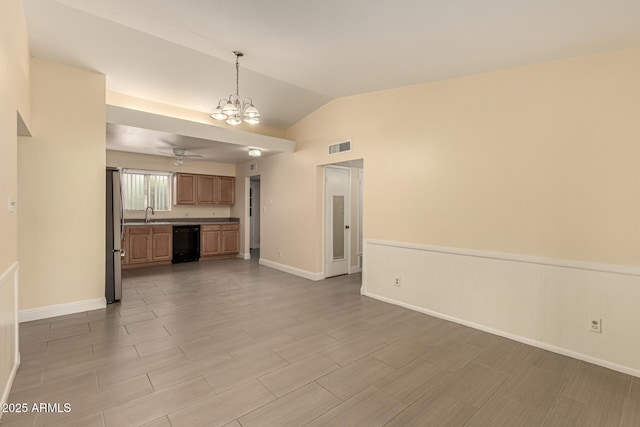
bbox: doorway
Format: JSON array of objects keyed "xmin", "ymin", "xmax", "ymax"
[
  {"xmin": 323, "ymin": 160, "xmax": 364, "ymax": 279},
  {"xmin": 250, "ymin": 175, "xmax": 261, "ymax": 259},
  {"xmin": 324, "ymin": 167, "xmax": 350, "ymax": 277}
]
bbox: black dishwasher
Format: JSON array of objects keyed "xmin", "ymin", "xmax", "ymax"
[{"xmin": 172, "ymin": 225, "xmax": 200, "ymax": 263}]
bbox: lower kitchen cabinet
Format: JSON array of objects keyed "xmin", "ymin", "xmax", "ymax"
[
  {"xmin": 201, "ymin": 223, "xmax": 239, "ymax": 259},
  {"xmin": 123, "ymin": 225, "xmax": 173, "ymax": 268},
  {"xmin": 221, "ymin": 224, "xmax": 240, "ymax": 254},
  {"xmin": 127, "ymin": 227, "xmax": 152, "ymax": 264},
  {"xmin": 123, "ymin": 222, "xmax": 240, "ymax": 269},
  {"xmin": 151, "ymin": 226, "xmax": 172, "ymax": 261},
  {"xmin": 201, "ymin": 225, "xmax": 222, "ymax": 256}
]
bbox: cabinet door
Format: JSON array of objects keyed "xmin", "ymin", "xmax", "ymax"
[
  {"xmin": 175, "ymin": 173, "xmax": 196, "ymax": 205},
  {"xmin": 196, "ymin": 175, "xmax": 215, "ymax": 205},
  {"xmin": 152, "ymin": 226, "xmax": 172, "ymax": 261},
  {"xmin": 216, "ymin": 176, "xmax": 235, "ymax": 205},
  {"xmin": 121, "ymin": 227, "xmax": 129, "ymax": 265},
  {"xmin": 201, "ymin": 225, "xmax": 221, "ymax": 256},
  {"xmin": 221, "ymin": 229, "xmax": 239, "ymax": 254},
  {"xmin": 128, "ymin": 227, "xmax": 152, "ymax": 263}
]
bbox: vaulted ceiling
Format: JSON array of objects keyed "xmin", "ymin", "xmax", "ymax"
[{"xmin": 23, "ymin": 0, "xmax": 640, "ymax": 161}]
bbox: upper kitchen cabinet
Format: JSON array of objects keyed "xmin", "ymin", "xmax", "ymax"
[
  {"xmin": 217, "ymin": 176, "xmax": 235, "ymax": 205},
  {"xmin": 174, "ymin": 173, "xmax": 235, "ymax": 206},
  {"xmin": 196, "ymin": 175, "xmax": 216, "ymax": 205},
  {"xmin": 174, "ymin": 173, "xmax": 196, "ymax": 205}
]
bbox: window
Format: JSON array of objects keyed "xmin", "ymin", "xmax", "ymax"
[{"xmin": 122, "ymin": 169, "xmax": 172, "ymax": 211}]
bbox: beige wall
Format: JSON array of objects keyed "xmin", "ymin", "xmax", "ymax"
[
  {"xmin": 236, "ymin": 153, "xmax": 321, "ymax": 271},
  {"xmin": 0, "ymin": 0, "xmax": 30, "ymax": 274},
  {"xmin": 283, "ymin": 47, "xmax": 640, "ymax": 272},
  {"xmin": 18, "ymin": 57, "xmax": 106, "ymax": 310},
  {"xmin": 106, "ymin": 150, "xmax": 236, "ymax": 220},
  {"xmin": 242, "ymin": 46, "xmax": 640, "ymax": 375},
  {"xmin": 0, "ymin": 0, "xmax": 30, "ymax": 412}
]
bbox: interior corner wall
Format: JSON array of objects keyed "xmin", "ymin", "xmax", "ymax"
[
  {"xmin": 235, "ymin": 153, "xmax": 321, "ymax": 274},
  {"xmin": 0, "ymin": 0, "xmax": 30, "ymax": 413},
  {"xmin": 18, "ymin": 57, "xmax": 106, "ymax": 312},
  {"xmin": 0, "ymin": 0, "xmax": 30, "ymax": 274},
  {"xmin": 230, "ymin": 175, "xmax": 250, "ymax": 258},
  {"xmin": 279, "ymin": 47, "xmax": 640, "ymax": 374}
]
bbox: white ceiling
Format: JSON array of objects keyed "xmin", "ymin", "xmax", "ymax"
[
  {"xmin": 105, "ymin": 106, "xmax": 295, "ymax": 163},
  {"xmin": 23, "ymin": 0, "xmax": 640, "ymax": 160}
]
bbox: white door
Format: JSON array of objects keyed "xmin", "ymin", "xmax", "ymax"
[{"xmin": 324, "ymin": 167, "xmax": 350, "ymax": 278}]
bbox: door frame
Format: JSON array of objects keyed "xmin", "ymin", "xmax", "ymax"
[
  {"xmin": 249, "ymin": 177, "xmax": 261, "ymax": 250},
  {"xmin": 323, "ymin": 165, "xmax": 351, "ymax": 278}
]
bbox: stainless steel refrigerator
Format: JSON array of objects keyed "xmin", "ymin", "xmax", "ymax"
[{"xmin": 106, "ymin": 168, "xmax": 123, "ymax": 303}]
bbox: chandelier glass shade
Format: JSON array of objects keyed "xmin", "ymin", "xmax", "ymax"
[{"xmin": 210, "ymin": 51, "xmax": 260, "ymax": 126}]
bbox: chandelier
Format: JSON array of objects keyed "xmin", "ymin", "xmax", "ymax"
[{"xmin": 210, "ymin": 51, "xmax": 260, "ymax": 126}]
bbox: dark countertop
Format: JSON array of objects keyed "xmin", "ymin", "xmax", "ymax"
[{"xmin": 124, "ymin": 218, "xmax": 239, "ymax": 226}]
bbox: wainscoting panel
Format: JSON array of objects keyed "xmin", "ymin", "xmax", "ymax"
[
  {"xmin": 0, "ymin": 262, "xmax": 19, "ymax": 418},
  {"xmin": 362, "ymin": 240, "xmax": 640, "ymax": 377}
]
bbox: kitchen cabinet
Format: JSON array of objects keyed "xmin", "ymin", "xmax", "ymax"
[
  {"xmin": 123, "ymin": 225, "xmax": 173, "ymax": 268},
  {"xmin": 174, "ymin": 173, "xmax": 235, "ymax": 206},
  {"xmin": 201, "ymin": 225, "xmax": 222, "ymax": 256},
  {"xmin": 201, "ymin": 223, "xmax": 239, "ymax": 259},
  {"xmin": 121, "ymin": 232, "xmax": 129, "ymax": 266},
  {"xmin": 217, "ymin": 176, "xmax": 235, "ymax": 205},
  {"xmin": 196, "ymin": 175, "xmax": 216, "ymax": 205},
  {"xmin": 174, "ymin": 173, "xmax": 196, "ymax": 205},
  {"xmin": 151, "ymin": 226, "xmax": 172, "ymax": 261},
  {"xmin": 221, "ymin": 224, "xmax": 240, "ymax": 254},
  {"xmin": 127, "ymin": 227, "xmax": 152, "ymax": 264}
]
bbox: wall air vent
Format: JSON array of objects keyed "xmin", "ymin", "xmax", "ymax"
[
  {"xmin": 249, "ymin": 162, "xmax": 258, "ymax": 172},
  {"xmin": 328, "ymin": 140, "xmax": 351, "ymax": 156}
]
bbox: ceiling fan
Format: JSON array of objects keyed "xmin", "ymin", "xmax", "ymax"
[{"xmin": 158, "ymin": 147, "xmax": 203, "ymax": 166}]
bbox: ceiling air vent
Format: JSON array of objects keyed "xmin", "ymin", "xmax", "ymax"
[
  {"xmin": 249, "ymin": 162, "xmax": 258, "ymax": 172},
  {"xmin": 328, "ymin": 140, "xmax": 351, "ymax": 156}
]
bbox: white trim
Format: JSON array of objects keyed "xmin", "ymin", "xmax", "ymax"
[
  {"xmin": 349, "ymin": 266, "xmax": 362, "ymax": 274},
  {"xmin": 19, "ymin": 298, "xmax": 106, "ymax": 323},
  {"xmin": 363, "ymin": 291, "xmax": 640, "ymax": 379},
  {"xmin": 259, "ymin": 258, "xmax": 324, "ymax": 281},
  {"xmin": 0, "ymin": 357, "xmax": 19, "ymax": 422},
  {"xmin": 367, "ymin": 239, "xmax": 640, "ymax": 277},
  {"xmin": 0, "ymin": 262, "xmax": 19, "ymax": 417},
  {"xmin": 239, "ymin": 252, "xmax": 251, "ymax": 260}
]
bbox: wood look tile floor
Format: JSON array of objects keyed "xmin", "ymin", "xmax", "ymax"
[{"xmin": 3, "ymin": 257, "xmax": 639, "ymax": 426}]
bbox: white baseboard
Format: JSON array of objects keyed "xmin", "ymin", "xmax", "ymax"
[
  {"xmin": 239, "ymin": 252, "xmax": 251, "ymax": 260},
  {"xmin": 19, "ymin": 298, "xmax": 106, "ymax": 323},
  {"xmin": 364, "ymin": 291, "xmax": 640, "ymax": 379},
  {"xmin": 259, "ymin": 258, "xmax": 324, "ymax": 281}
]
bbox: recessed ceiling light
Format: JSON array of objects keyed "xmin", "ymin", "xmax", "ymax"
[{"xmin": 248, "ymin": 148, "xmax": 262, "ymax": 157}]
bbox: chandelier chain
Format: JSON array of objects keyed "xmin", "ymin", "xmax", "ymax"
[{"xmin": 235, "ymin": 54, "xmax": 240, "ymax": 98}]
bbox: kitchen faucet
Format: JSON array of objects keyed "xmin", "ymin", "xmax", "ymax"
[{"xmin": 145, "ymin": 206, "xmax": 155, "ymax": 223}]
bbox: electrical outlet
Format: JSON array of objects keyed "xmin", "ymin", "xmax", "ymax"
[
  {"xmin": 590, "ymin": 318, "xmax": 602, "ymax": 333},
  {"xmin": 394, "ymin": 276, "xmax": 401, "ymax": 287}
]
